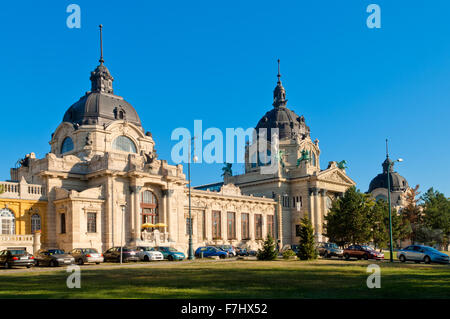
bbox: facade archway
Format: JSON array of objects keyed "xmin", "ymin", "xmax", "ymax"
[
  {"xmin": 0, "ymin": 208, "xmax": 15, "ymax": 235},
  {"xmin": 140, "ymin": 190, "xmax": 158, "ymax": 224}
]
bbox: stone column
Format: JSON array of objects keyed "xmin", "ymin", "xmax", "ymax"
[
  {"xmin": 308, "ymin": 188, "xmax": 315, "ymax": 229},
  {"xmin": 319, "ymin": 189, "xmax": 328, "ymax": 242},
  {"xmin": 133, "ymin": 186, "xmax": 142, "ymax": 243},
  {"xmin": 313, "ymin": 188, "xmax": 320, "ymax": 242},
  {"xmin": 32, "ymin": 232, "xmax": 41, "ymax": 254}
]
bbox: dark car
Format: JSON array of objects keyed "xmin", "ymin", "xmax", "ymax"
[
  {"xmin": 235, "ymin": 247, "xmax": 250, "ymax": 256},
  {"xmin": 34, "ymin": 249, "xmax": 75, "ymax": 267},
  {"xmin": 103, "ymin": 247, "xmax": 140, "ymax": 262},
  {"xmin": 0, "ymin": 249, "xmax": 35, "ymax": 269},
  {"xmin": 195, "ymin": 246, "xmax": 227, "ymax": 259},
  {"xmin": 317, "ymin": 242, "xmax": 344, "ymax": 258},
  {"xmin": 343, "ymin": 245, "xmax": 384, "ymax": 260}
]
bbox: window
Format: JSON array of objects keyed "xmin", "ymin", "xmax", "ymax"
[
  {"xmin": 31, "ymin": 214, "xmax": 41, "ymax": 233},
  {"xmin": 112, "ymin": 135, "xmax": 137, "ymax": 153},
  {"xmin": 141, "ymin": 190, "xmax": 158, "ymax": 224},
  {"xmin": 61, "ymin": 137, "xmax": 74, "ymax": 154},
  {"xmin": 186, "ymin": 217, "xmax": 191, "ymax": 235},
  {"xmin": 60, "ymin": 213, "xmax": 66, "ymax": 234},
  {"xmin": 241, "ymin": 213, "xmax": 249, "ymax": 239},
  {"xmin": 267, "ymin": 215, "xmax": 274, "ymax": 238},
  {"xmin": 0, "ymin": 208, "xmax": 15, "ymax": 235},
  {"xmin": 212, "ymin": 211, "xmax": 221, "ymax": 239},
  {"xmin": 255, "ymin": 214, "xmax": 263, "ymax": 239},
  {"xmin": 311, "ymin": 152, "xmax": 316, "ymax": 166},
  {"xmin": 202, "ymin": 211, "xmax": 206, "ymax": 240},
  {"xmin": 227, "ymin": 212, "xmax": 236, "ymax": 239},
  {"xmin": 87, "ymin": 213, "xmax": 97, "ymax": 233}
]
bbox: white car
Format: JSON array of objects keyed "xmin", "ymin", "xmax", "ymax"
[{"xmin": 136, "ymin": 246, "xmax": 164, "ymax": 261}]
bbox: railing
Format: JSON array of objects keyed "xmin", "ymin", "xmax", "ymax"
[
  {"xmin": 0, "ymin": 181, "xmax": 46, "ymax": 200},
  {"xmin": 0, "ymin": 234, "xmax": 34, "ymax": 242}
]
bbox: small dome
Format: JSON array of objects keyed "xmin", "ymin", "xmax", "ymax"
[
  {"xmin": 368, "ymin": 158, "xmax": 409, "ymax": 192},
  {"xmin": 255, "ymin": 106, "xmax": 309, "ymax": 140}
]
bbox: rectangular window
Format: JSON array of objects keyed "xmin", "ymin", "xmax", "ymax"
[
  {"xmin": 255, "ymin": 214, "xmax": 263, "ymax": 239},
  {"xmin": 186, "ymin": 217, "xmax": 191, "ymax": 235},
  {"xmin": 202, "ymin": 211, "xmax": 206, "ymax": 240},
  {"xmin": 87, "ymin": 213, "xmax": 97, "ymax": 233},
  {"xmin": 227, "ymin": 212, "xmax": 236, "ymax": 239},
  {"xmin": 212, "ymin": 211, "xmax": 221, "ymax": 239},
  {"xmin": 241, "ymin": 213, "xmax": 249, "ymax": 240},
  {"xmin": 60, "ymin": 213, "xmax": 66, "ymax": 234},
  {"xmin": 267, "ymin": 215, "xmax": 274, "ymax": 238}
]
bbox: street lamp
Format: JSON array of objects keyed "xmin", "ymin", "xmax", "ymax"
[
  {"xmin": 120, "ymin": 204, "xmax": 126, "ymax": 264},
  {"xmin": 387, "ymin": 153, "xmax": 403, "ymax": 263},
  {"xmin": 188, "ymin": 137, "xmax": 198, "ymax": 260}
]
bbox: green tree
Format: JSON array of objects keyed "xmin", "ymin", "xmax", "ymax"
[
  {"xmin": 256, "ymin": 234, "xmax": 278, "ymax": 261},
  {"xmin": 421, "ymin": 188, "xmax": 450, "ymax": 249},
  {"xmin": 323, "ymin": 186, "xmax": 373, "ymax": 247},
  {"xmin": 401, "ymin": 185, "xmax": 422, "ymax": 243},
  {"xmin": 297, "ymin": 216, "xmax": 317, "ymax": 260}
]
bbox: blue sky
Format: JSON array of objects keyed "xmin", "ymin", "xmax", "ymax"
[{"xmin": 0, "ymin": 1, "xmax": 449, "ymax": 196}]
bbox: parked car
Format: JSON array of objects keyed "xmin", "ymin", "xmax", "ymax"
[
  {"xmin": 235, "ymin": 247, "xmax": 250, "ymax": 256},
  {"xmin": 34, "ymin": 249, "xmax": 75, "ymax": 267},
  {"xmin": 156, "ymin": 246, "xmax": 186, "ymax": 261},
  {"xmin": 214, "ymin": 245, "xmax": 236, "ymax": 257},
  {"xmin": 195, "ymin": 246, "xmax": 228, "ymax": 259},
  {"xmin": 248, "ymin": 249, "xmax": 258, "ymax": 256},
  {"xmin": 397, "ymin": 245, "xmax": 450, "ymax": 264},
  {"xmin": 136, "ymin": 246, "xmax": 164, "ymax": 261},
  {"xmin": 103, "ymin": 247, "xmax": 140, "ymax": 262},
  {"xmin": 317, "ymin": 242, "xmax": 344, "ymax": 258},
  {"xmin": 343, "ymin": 245, "xmax": 384, "ymax": 260},
  {"xmin": 0, "ymin": 249, "xmax": 35, "ymax": 269},
  {"xmin": 69, "ymin": 248, "xmax": 104, "ymax": 265}
]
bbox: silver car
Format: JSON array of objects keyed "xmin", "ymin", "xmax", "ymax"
[
  {"xmin": 397, "ymin": 245, "xmax": 450, "ymax": 264},
  {"xmin": 136, "ymin": 246, "xmax": 164, "ymax": 261},
  {"xmin": 69, "ymin": 248, "xmax": 104, "ymax": 265}
]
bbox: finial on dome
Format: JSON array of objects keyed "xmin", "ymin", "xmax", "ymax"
[
  {"xmin": 273, "ymin": 58, "xmax": 287, "ymax": 108},
  {"xmin": 277, "ymin": 59, "xmax": 281, "ymax": 83},
  {"xmin": 99, "ymin": 24, "xmax": 104, "ymax": 64}
]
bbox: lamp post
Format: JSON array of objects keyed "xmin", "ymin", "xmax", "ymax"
[
  {"xmin": 386, "ymin": 150, "xmax": 403, "ymax": 263},
  {"xmin": 188, "ymin": 137, "xmax": 198, "ymax": 260},
  {"xmin": 120, "ymin": 204, "xmax": 126, "ymax": 264}
]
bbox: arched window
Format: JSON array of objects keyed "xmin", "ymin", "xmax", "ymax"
[
  {"xmin": 112, "ymin": 135, "xmax": 137, "ymax": 153},
  {"xmin": 31, "ymin": 214, "xmax": 41, "ymax": 233},
  {"xmin": 311, "ymin": 152, "xmax": 316, "ymax": 166},
  {"xmin": 141, "ymin": 190, "xmax": 158, "ymax": 225},
  {"xmin": 0, "ymin": 208, "xmax": 15, "ymax": 235},
  {"xmin": 61, "ymin": 137, "xmax": 74, "ymax": 154}
]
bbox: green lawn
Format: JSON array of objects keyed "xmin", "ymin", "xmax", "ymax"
[{"xmin": 0, "ymin": 259, "xmax": 449, "ymax": 298}]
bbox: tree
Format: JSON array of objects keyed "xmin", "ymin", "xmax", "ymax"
[
  {"xmin": 323, "ymin": 186, "xmax": 373, "ymax": 247},
  {"xmin": 421, "ymin": 188, "xmax": 450, "ymax": 249},
  {"xmin": 401, "ymin": 185, "xmax": 422, "ymax": 243},
  {"xmin": 297, "ymin": 216, "xmax": 317, "ymax": 260},
  {"xmin": 256, "ymin": 234, "xmax": 278, "ymax": 261}
]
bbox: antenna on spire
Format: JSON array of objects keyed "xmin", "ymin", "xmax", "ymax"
[
  {"xmin": 277, "ymin": 59, "xmax": 281, "ymax": 83},
  {"xmin": 99, "ymin": 24, "xmax": 104, "ymax": 64},
  {"xmin": 385, "ymin": 138, "xmax": 389, "ymax": 158}
]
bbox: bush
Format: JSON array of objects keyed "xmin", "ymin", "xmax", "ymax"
[
  {"xmin": 297, "ymin": 216, "xmax": 318, "ymax": 260},
  {"xmin": 282, "ymin": 249, "xmax": 296, "ymax": 259},
  {"xmin": 256, "ymin": 234, "xmax": 278, "ymax": 261}
]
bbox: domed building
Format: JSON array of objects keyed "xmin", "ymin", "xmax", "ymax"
[
  {"xmin": 368, "ymin": 156, "xmax": 409, "ymax": 209},
  {"xmin": 0, "ymin": 27, "xmax": 276, "ymax": 253},
  {"xmin": 226, "ymin": 61, "xmax": 356, "ymax": 245}
]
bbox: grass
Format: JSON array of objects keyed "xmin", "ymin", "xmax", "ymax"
[{"xmin": 0, "ymin": 259, "xmax": 449, "ymax": 299}]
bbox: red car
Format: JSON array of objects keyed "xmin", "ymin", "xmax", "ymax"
[{"xmin": 343, "ymin": 245, "xmax": 384, "ymax": 260}]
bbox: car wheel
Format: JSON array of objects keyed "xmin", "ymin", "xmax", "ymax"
[
  {"xmin": 35, "ymin": 260, "xmax": 40, "ymax": 267},
  {"xmin": 424, "ymin": 256, "xmax": 431, "ymax": 264},
  {"xmin": 323, "ymin": 252, "xmax": 328, "ymax": 259},
  {"xmin": 168, "ymin": 255, "xmax": 174, "ymax": 261},
  {"xmin": 4, "ymin": 262, "xmax": 10, "ymax": 269},
  {"xmin": 399, "ymin": 255, "xmax": 406, "ymax": 262},
  {"xmin": 144, "ymin": 255, "xmax": 149, "ymax": 262},
  {"xmin": 344, "ymin": 253, "xmax": 350, "ymax": 260},
  {"xmin": 77, "ymin": 259, "xmax": 84, "ymax": 265},
  {"xmin": 26, "ymin": 265, "xmax": 31, "ymax": 268},
  {"xmin": 95, "ymin": 262, "xmax": 100, "ymax": 265},
  {"xmin": 50, "ymin": 260, "xmax": 58, "ymax": 267},
  {"xmin": 363, "ymin": 254, "xmax": 369, "ymax": 260},
  {"xmin": 219, "ymin": 254, "xmax": 226, "ymax": 259}
]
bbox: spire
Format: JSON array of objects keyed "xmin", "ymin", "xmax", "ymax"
[
  {"xmin": 99, "ymin": 24, "xmax": 104, "ymax": 64},
  {"xmin": 273, "ymin": 59, "xmax": 287, "ymax": 108},
  {"xmin": 382, "ymin": 139, "xmax": 394, "ymax": 173},
  {"xmin": 90, "ymin": 24, "xmax": 114, "ymax": 94}
]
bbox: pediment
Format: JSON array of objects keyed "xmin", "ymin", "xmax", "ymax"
[{"xmin": 318, "ymin": 167, "xmax": 356, "ymax": 185}]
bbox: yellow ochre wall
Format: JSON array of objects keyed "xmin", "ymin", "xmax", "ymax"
[{"xmin": 0, "ymin": 199, "xmax": 47, "ymax": 244}]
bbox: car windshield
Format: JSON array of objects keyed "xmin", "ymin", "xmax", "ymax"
[
  {"xmin": 48, "ymin": 249, "xmax": 65, "ymax": 255},
  {"xmin": 141, "ymin": 247, "xmax": 154, "ymax": 251},
  {"xmin": 361, "ymin": 246, "xmax": 375, "ymax": 251},
  {"xmin": 221, "ymin": 245, "xmax": 232, "ymax": 249},
  {"xmin": 327, "ymin": 243, "xmax": 339, "ymax": 249},
  {"xmin": 167, "ymin": 247, "xmax": 178, "ymax": 252},
  {"xmin": 9, "ymin": 250, "xmax": 26, "ymax": 255},
  {"xmin": 82, "ymin": 249, "xmax": 98, "ymax": 253}
]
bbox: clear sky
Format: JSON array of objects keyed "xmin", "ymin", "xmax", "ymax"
[{"xmin": 0, "ymin": 1, "xmax": 449, "ymax": 196}]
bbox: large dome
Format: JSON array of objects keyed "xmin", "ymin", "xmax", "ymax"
[
  {"xmin": 368, "ymin": 157, "xmax": 409, "ymax": 192},
  {"xmin": 255, "ymin": 62, "xmax": 309, "ymax": 141},
  {"xmin": 62, "ymin": 63, "xmax": 142, "ymax": 127}
]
